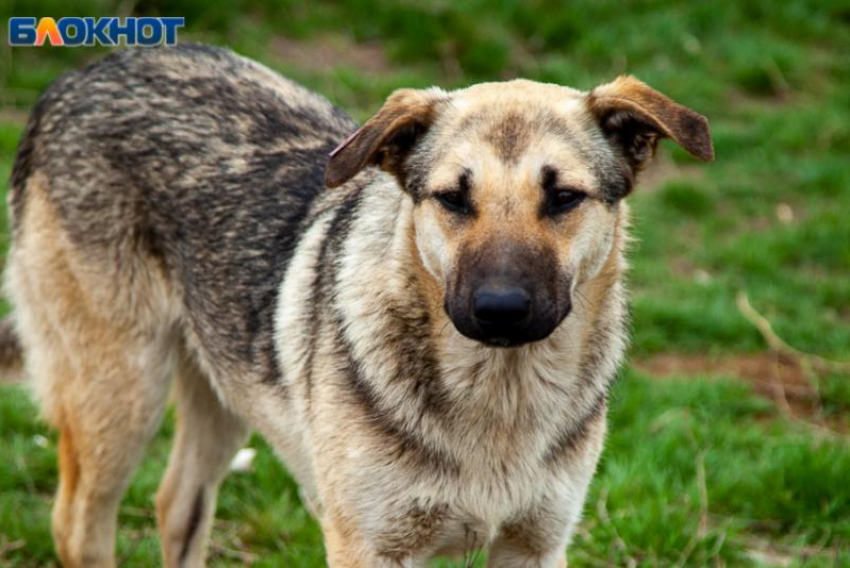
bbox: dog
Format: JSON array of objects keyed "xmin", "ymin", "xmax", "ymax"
[{"xmin": 2, "ymin": 44, "xmax": 712, "ymax": 567}]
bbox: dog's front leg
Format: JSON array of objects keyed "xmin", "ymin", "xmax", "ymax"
[
  {"xmin": 486, "ymin": 543, "xmax": 567, "ymax": 568},
  {"xmin": 487, "ymin": 520, "xmax": 571, "ymax": 568},
  {"xmin": 322, "ymin": 511, "xmax": 418, "ymax": 568}
]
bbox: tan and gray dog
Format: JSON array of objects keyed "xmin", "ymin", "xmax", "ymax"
[{"xmin": 2, "ymin": 45, "xmax": 712, "ymax": 567}]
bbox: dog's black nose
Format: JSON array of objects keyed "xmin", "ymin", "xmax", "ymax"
[{"xmin": 473, "ymin": 287, "xmax": 531, "ymax": 327}]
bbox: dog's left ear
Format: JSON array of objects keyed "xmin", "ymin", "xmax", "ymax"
[
  {"xmin": 587, "ymin": 75, "xmax": 714, "ymax": 172},
  {"xmin": 325, "ymin": 88, "xmax": 445, "ymax": 189}
]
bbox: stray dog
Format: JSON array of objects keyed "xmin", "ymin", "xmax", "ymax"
[{"xmin": 2, "ymin": 44, "xmax": 712, "ymax": 567}]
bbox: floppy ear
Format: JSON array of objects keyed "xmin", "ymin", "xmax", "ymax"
[
  {"xmin": 587, "ymin": 75, "xmax": 714, "ymax": 172},
  {"xmin": 325, "ymin": 88, "xmax": 444, "ymax": 189}
]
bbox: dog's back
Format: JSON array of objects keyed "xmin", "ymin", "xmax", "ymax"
[
  {"xmin": 10, "ymin": 45, "xmax": 356, "ymax": 385},
  {"xmin": 5, "ymin": 45, "xmax": 358, "ymax": 566}
]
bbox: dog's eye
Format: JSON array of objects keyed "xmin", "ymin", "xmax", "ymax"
[
  {"xmin": 435, "ymin": 190, "xmax": 471, "ymax": 214},
  {"xmin": 547, "ymin": 189, "xmax": 586, "ymax": 215}
]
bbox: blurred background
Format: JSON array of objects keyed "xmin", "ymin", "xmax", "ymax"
[{"xmin": 0, "ymin": 1, "xmax": 848, "ymax": 566}]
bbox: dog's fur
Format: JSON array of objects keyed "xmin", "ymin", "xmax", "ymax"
[{"xmin": 3, "ymin": 45, "xmax": 712, "ymax": 567}]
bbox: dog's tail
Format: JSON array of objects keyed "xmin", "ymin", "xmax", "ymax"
[{"xmin": 0, "ymin": 315, "xmax": 24, "ymax": 383}]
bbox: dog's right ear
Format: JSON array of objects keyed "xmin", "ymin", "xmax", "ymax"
[{"xmin": 325, "ymin": 88, "xmax": 445, "ymax": 189}]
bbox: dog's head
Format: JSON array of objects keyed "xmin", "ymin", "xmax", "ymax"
[{"xmin": 326, "ymin": 77, "xmax": 713, "ymax": 347}]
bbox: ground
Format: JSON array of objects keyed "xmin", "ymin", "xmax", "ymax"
[{"xmin": 0, "ymin": 1, "xmax": 849, "ymax": 566}]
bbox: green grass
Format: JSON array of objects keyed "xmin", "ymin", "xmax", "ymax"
[
  {"xmin": 1, "ymin": 0, "xmax": 849, "ymax": 565},
  {"xmin": 3, "ymin": 373, "xmax": 849, "ymax": 566}
]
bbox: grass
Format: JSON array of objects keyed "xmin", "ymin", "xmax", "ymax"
[{"xmin": 1, "ymin": 0, "xmax": 849, "ymax": 565}]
